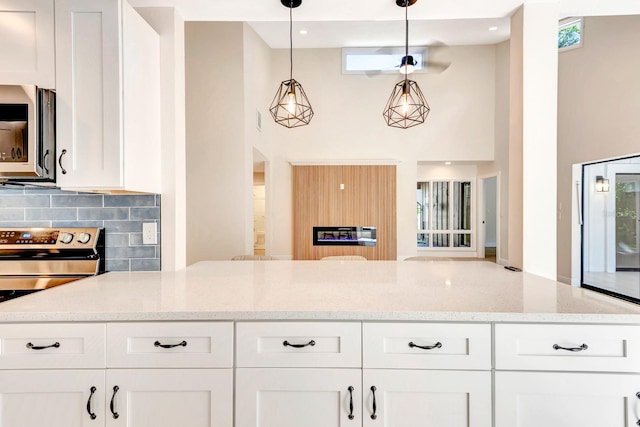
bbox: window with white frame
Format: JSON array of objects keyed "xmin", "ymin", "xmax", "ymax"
[
  {"xmin": 417, "ymin": 180, "xmax": 473, "ymax": 248},
  {"xmin": 558, "ymin": 17, "xmax": 583, "ymax": 51},
  {"xmin": 342, "ymin": 47, "xmax": 427, "ymax": 74}
]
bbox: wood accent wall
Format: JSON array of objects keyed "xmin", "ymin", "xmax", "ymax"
[{"xmin": 292, "ymin": 165, "xmax": 397, "ymax": 260}]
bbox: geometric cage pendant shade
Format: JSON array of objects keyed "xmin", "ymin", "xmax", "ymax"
[
  {"xmin": 269, "ymin": 0, "xmax": 314, "ymax": 128},
  {"xmin": 382, "ymin": 0, "xmax": 430, "ymax": 129},
  {"xmin": 382, "ymin": 79, "xmax": 430, "ymax": 129},
  {"xmin": 269, "ymin": 78, "xmax": 314, "ymax": 128}
]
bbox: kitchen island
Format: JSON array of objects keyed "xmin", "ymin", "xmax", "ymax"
[
  {"xmin": 0, "ymin": 260, "xmax": 638, "ymax": 322},
  {"xmin": 0, "ymin": 260, "xmax": 638, "ymax": 427}
]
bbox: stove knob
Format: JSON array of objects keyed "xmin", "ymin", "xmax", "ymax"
[
  {"xmin": 77, "ymin": 232, "xmax": 91, "ymax": 244},
  {"xmin": 59, "ymin": 232, "xmax": 74, "ymax": 244}
]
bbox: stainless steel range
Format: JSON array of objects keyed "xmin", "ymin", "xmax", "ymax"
[{"xmin": 0, "ymin": 227, "xmax": 105, "ymax": 303}]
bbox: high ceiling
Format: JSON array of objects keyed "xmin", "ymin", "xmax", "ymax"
[{"xmin": 129, "ymin": 0, "xmax": 640, "ymax": 48}]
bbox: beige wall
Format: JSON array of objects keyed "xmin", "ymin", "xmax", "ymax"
[
  {"xmin": 185, "ymin": 22, "xmax": 248, "ymax": 262},
  {"xmin": 478, "ymin": 40, "xmax": 510, "ymax": 264},
  {"xmin": 557, "ymin": 15, "xmax": 640, "ymax": 283}
]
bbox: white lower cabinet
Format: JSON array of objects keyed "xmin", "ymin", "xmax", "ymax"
[
  {"xmin": 362, "ymin": 369, "xmax": 492, "ymax": 427},
  {"xmin": 236, "ymin": 368, "xmax": 362, "ymax": 427},
  {"xmin": 105, "ymin": 369, "xmax": 233, "ymax": 427},
  {"xmin": 0, "ymin": 369, "xmax": 105, "ymax": 426},
  {"xmin": 495, "ymin": 371, "xmax": 640, "ymax": 427}
]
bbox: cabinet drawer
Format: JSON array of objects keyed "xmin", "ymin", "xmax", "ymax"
[
  {"xmin": 236, "ymin": 322, "xmax": 361, "ymax": 368},
  {"xmin": 363, "ymin": 322, "xmax": 491, "ymax": 370},
  {"xmin": 495, "ymin": 323, "xmax": 640, "ymax": 372},
  {"xmin": 107, "ymin": 322, "xmax": 233, "ymax": 368},
  {"xmin": 0, "ymin": 323, "xmax": 105, "ymax": 369}
]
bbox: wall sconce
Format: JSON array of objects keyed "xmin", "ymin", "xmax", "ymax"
[{"xmin": 595, "ymin": 175, "xmax": 609, "ymax": 192}]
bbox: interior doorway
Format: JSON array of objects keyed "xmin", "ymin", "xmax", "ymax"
[
  {"xmin": 480, "ymin": 175, "xmax": 498, "ymax": 263},
  {"xmin": 253, "ymin": 150, "xmax": 267, "ymax": 256}
]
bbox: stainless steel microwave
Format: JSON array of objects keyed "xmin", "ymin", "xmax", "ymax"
[{"xmin": 0, "ymin": 85, "xmax": 55, "ymax": 181}]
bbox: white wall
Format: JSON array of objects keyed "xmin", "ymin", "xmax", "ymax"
[
  {"xmin": 137, "ymin": 7, "xmax": 186, "ymax": 271},
  {"xmin": 268, "ymin": 46, "xmax": 498, "ymax": 259},
  {"xmin": 558, "ymin": 15, "xmax": 640, "ymax": 283}
]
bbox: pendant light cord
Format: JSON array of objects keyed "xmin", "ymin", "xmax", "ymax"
[
  {"xmin": 289, "ymin": 4, "xmax": 293, "ymax": 82},
  {"xmin": 404, "ymin": 0, "xmax": 409, "ymax": 86}
]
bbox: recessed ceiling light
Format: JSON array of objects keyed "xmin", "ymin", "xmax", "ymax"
[
  {"xmin": 299, "ymin": 30, "xmax": 308, "ymax": 35},
  {"xmin": 445, "ymin": 161, "xmax": 452, "ymax": 165},
  {"xmin": 489, "ymin": 26, "xmax": 498, "ymax": 31}
]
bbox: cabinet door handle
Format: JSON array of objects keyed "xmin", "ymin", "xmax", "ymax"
[
  {"xmin": 86, "ymin": 386, "xmax": 97, "ymax": 420},
  {"xmin": 347, "ymin": 386, "xmax": 355, "ymax": 420},
  {"xmin": 552, "ymin": 343, "xmax": 588, "ymax": 352},
  {"xmin": 370, "ymin": 386, "xmax": 378, "ymax": 420},
  {"xmin": 408, "ymin": 341, "xmax": 442, "ymax": 350},
  {"xmin": 43, "ymin": 149, "xmax": 50, "ymax": 174},
  {"xmin": 154, "ymin": 340, "xmax": 187, "ymax": 349},
  {"xmin": 58, "ymin": 149, "xmax": 67, "ymax": 175},
  {"xmin": 282, "ymin": 340, "xmax": 315, "ymax": 348},
  {"xmin": 110, "ymin": 386, "xmax": 120, "ymax": 419},
  {"xmin": 26, "ymin": 341, "xmax": 60, "ymax": 350}
]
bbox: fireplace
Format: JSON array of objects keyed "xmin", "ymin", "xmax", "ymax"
[{"xmin": 312, "ymin": 226, "xmax": 376, "ymax": 246}]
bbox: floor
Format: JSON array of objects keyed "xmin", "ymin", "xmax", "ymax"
[
  {"xmin": 484, "ymin": 247, "xmax": 496, "ymax": 263},
  {"xmin": 583, "ymin": 271, "xmax": 640, "ymax": 299}
]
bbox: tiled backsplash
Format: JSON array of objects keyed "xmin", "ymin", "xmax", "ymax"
[{"xmin": 0, "ymin": 187, "xmax": 161, "ymax": 271}]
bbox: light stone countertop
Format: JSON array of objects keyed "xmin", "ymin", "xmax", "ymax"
[{"xmin": 0, "ymin": 260, "xmax": 639, "ymax": 323}]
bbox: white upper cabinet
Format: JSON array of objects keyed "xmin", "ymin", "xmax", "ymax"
[
  {"xmin": 55, "ymin": 0, "xmax": 161, "ymax": 192},
  {"xmin": 0, "ymin": 0, "xmax": 55, "ymax": 88}
]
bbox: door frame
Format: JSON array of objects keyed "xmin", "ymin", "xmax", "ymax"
[{"xmin": 478, "ymin": 172, "xmax": 501, "ymax": 263}]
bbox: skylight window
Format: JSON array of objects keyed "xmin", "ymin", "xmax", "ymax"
[
  {"xmin": 342, "ymin": 47, "xmax": 427, "ymax": 74},
  {"xmin": 558, "ymin": 17, "xmax": 583, "ymax": 51}
]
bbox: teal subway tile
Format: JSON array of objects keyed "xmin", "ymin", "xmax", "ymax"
[
  {"xmin": 0, "ymin": 188, "xmax": 25, "ymax": 195},
  {"xmin": 106, "ymin": 246, "xmax": 156, "ymax": 259},
  {"xmin": 104, "ymin": 195, "xmax": 156, "ymax": 207},
  {"xmin": 0, "ymin": 195, "xmax": 50, "ymax": 208},
  {"xmin": 130, "ymin": 207, "xmax": 160, "ymax": 220},
  {"xmin": 0, "ymin": 209, "xmax": 25, "ymax": 221},
  {"xmin": 105, "ymin": 259, "xmax": 130, "ymax": 272},
  {"xmin": 103, "ymin": 220, "xmax": 142, "ymax": 233},
  {"xmin": 105, "ymin": 233, "xmax": 130, "ymax": 247},
  {"xmin": 53, "ymin": 194, "xmax": 103, "ymax": 207},
  {"xmin": 78, "ymin": 207, "xmax": 128, "ymax": 221},
  {"xmin": 26, "ymin": 208, "xmax": 77, "ymax": 221},
  {"xmin": 131, "ymin": 259, "xmax": 160, "ymax": 271},
  {"xmin": 52, "ymin": 221, "xmax": 104, "ymax": 228}
]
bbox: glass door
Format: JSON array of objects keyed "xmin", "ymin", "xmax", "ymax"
[{"xmin": 582, "ymin": 158, "xmax": 640, "ymax": 302}]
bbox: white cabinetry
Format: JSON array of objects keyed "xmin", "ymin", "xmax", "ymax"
[
  {"xmin": 105, "ymin": 322, "xmax": 234, "ymax": 427},
  {"xmin": 362, "ymin": 323, "xmax": 493, "ymax": 427},
  {"xmin": 494, "ymin": 323, "xmax": 640, "ymax": 427},
  {"xmin": 55, "ymin": 0, "xmax": 161, "ymax": 192},
  {"xmin": 0, "ymin": 370, "xmax": 104, "ymax": 427},
  {"xmin": 236, "ymin": 322, "xmax": 362, "ymax": 427},
  {"xmin": 363, "ymin": 370, "xmax": 492, "ymax": 427},
  {"xmin": 106, "ymin": 369, "xmax": 232, "ymax": 427},
  {"xmin": 0, "ymin": 0, "xmax": 55, "ymax": 87},
  {"xmin": 236, "ymin": 368, "xmax": 362, "ymax": 427},
  {"xmin": 495, "ymin": 371, "xmax": 640, "ymax": 427}
]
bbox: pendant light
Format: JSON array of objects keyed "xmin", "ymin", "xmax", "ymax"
[
  {"xmin": 269, "ymin": 0, "xmax": 314, "ymax": 128},
  {"xmin": 383, "ymin": 0, "xmax": 430, "ymax": 129}
]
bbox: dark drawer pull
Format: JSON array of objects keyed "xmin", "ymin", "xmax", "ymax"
[
  {"xmin": 154, "ymin": 340, "xmax": 187, "ymax": 349},
  {"xmin": 370, "ymin": 386, "xmax": 378, "ymax": 420},
  {"xmin": 26, "ymin": 342, "xmax": 60, "ymax": 350},
  {"xmin": 283, "ymin": 340, "xmax": 315, "ymax": 348},
  {"xmin": 347, "ymin": 386, "xmax": 355, "ymax": 420},
  {"xmin": 408, "ymin": 341, "xmax": 442, "ymax": 350},
  {"xmin": 86, "ymin": 386, "xmax": 97, "ymax": 420},
  {"xmin": 553, "ymin": 343, "xmax": 588, "ymax": 352}
]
